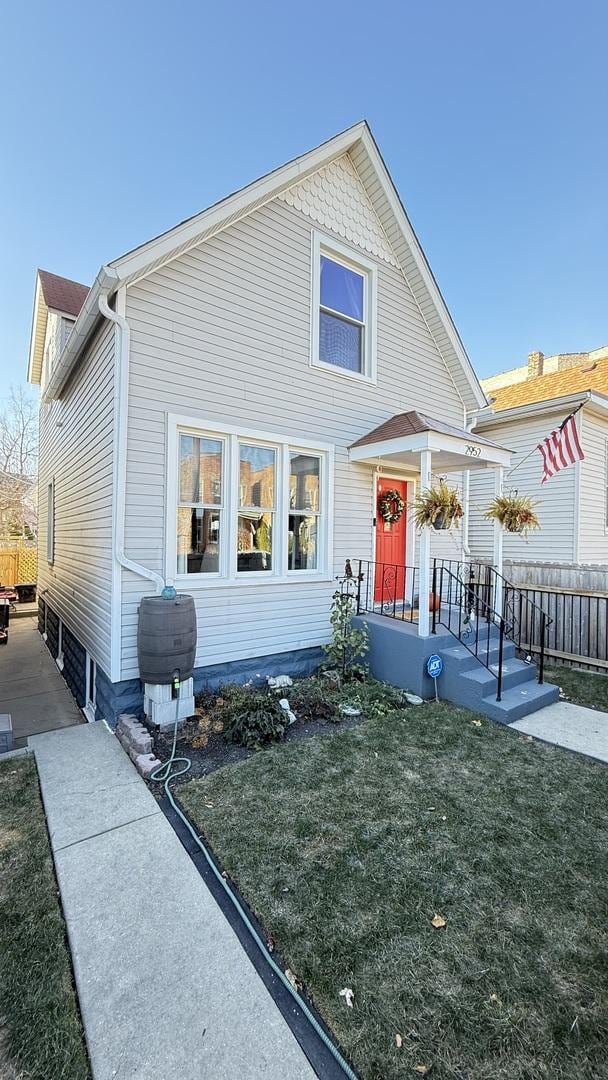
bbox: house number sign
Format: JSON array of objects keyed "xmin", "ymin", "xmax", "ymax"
[{"xmin": 464, "ymin": 444, "xmax": 482, "ymax": 458}]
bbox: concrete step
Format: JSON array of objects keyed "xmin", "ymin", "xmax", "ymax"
[
  {"xmin": 442, "ymin": 640, "xmax": 516, "ymax": 673},
  {"xmin": 481, "ymin": 680, "xmax": 560, "ymax": 725},
  {"xmin": 459, "ymin": 656, "xmax": 537, "ymax": 699}
]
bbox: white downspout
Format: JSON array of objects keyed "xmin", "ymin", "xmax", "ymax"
[{"xmin": 99, "ymin": 291, "xmax": 167, "ymax": 597}]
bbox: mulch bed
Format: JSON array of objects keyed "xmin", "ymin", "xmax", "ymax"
[{"xmin": 148, "ymin": 694, "xmax": 365, "ymax": 790}]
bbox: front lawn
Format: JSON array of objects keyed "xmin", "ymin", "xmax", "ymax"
[
  {"xmin": 545, "ymin": 665, "xmax": 608, "ymax": 712},
  {"xmin": 180, "ymin": 700, "xmax": 608, "ymax": 1080},
  {"xmin": 0, "ymin": 756, "xmax": 90, "ymax": 1080}
]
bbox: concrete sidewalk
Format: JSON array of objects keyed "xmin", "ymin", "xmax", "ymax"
[
  {"xmin": 511, "ymin": 699, "xmax": 608, "ymax": 763},
  {"xmin": 31, "ymin": 723, "xmax": 316, "ymax": 1080},
  {"xmin": 0, "ymin": 616, "xmax": 82, "ymax": 748}
]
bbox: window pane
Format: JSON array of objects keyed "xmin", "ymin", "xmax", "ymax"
[
  {"xmin": 290, "ymin": 454, "xmax": 320, "ymax": 512},
  {"xmin": 320, "ymin": 255, "xmax": 364, "ymax": 321},
  {"xmin": 319, "ymin": 310, "xmax": 362, "ymax": 372},
  {"xmin": 289, "ymin": 515, "xmax": 318, "ymax": 571},
  {"xmin": 177, "ymin": 507, "xmax": 221, "ymax": 574},
  {"xmin": 237, "ymin": 512, "xmax": 273, "ymax": 572},
  {"xmin": 239, "ymin": 445, "xmax": 275, "ymax": 509},
  {"xmin": 179, "ymin": 435, "xmax": 222, "ymax": 504}
]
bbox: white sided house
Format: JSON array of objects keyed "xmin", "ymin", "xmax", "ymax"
[
  {"xmin": 28, "ymin": 122, "xmax": 557, "ymax": 725},
  {"xmin": 469, "ymin": 349, "xmax": 608, "ymax": 581}
]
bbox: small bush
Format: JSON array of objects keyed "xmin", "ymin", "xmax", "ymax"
[
  {"xmin": 338, "ymin": 678, "xmax": 409, "ymax": 721},
  {"xmin": 219, "ymin": 685, "xmax": 286, "ymax": 749},
  {"xmin": 323, "ymin": 587, "xmax": 369, "ymax": 680},
  {"xmin": 289, "ymin": 676, "xmax": 339, "ymax": 722}
]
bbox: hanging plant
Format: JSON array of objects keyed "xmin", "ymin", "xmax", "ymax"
[
  {"xmin": 485, "ymin": 493, "xmax": 540, "ymax": 537},
  {"xmin": 378, "ymin": 488, "xmax": 405, "ymax": 525},
  {"xmin": 413, "ymin": 479, "xmax": 464, "ymax": 530}
]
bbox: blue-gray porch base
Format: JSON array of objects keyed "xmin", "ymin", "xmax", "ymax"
[{"xmin": 354, "ymin": 613, "xmax": 450, "ymax": 699}]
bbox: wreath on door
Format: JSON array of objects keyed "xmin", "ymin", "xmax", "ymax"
[{"xmin": 378, "ymin": 488, "xmax": 405, "ymax": 525}]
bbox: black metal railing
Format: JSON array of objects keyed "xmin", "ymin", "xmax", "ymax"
[
  {"xmin": 354, "ymin": 559, "xmax": 420, "ymax": 623},
  {"xmin": 431, "ymin": 559, "xmax": 551, "ymax": 684},
  {"xmin": 464, "ymin": 563, "xmax": 551, "ymax": 684},
  {"xmin": 431, "ymin": 562, "xmax": 509, "ymax": 701}
]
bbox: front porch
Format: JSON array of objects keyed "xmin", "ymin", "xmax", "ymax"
[
  {"xmin": 346, "ymin": 555, "xmax": 559, "ymax": 723},
  {"xmin": 349, "ymin": 409, "xmax": 512, "ymax": 635}
]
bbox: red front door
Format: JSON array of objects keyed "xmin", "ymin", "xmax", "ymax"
[{"xmin": 374, "ymin": 478, "xmax": 408, "ymax": 604}]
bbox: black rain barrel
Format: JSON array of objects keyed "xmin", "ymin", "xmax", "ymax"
[{"xmin": 137, "ymin": 594, "xmax": 197, "ymax": 684}]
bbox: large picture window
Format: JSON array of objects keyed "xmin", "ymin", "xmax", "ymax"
[
  {"xmin": 311, "ymin": 232, "xmax": 376, "ymax": 382},
  {"xmin": 172, "ymin": 424, "xmax": 332, "ymax": 581}
]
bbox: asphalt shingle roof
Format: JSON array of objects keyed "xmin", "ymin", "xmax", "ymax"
[
  {"xmin": 488, "ymin": 358, "xmax": 608, "ymax": 411},
  {"xmin": 38, "ymin": 269, "xmax": 89, "ymax": 318}
]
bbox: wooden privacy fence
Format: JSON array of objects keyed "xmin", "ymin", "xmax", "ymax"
[
  {"xmin": 0, "ymin": 547, "xmax": 38, "ymax": 586},
  {"xmin": 513, "ymin": 583, "xmax": 608, "ymax": 672}
]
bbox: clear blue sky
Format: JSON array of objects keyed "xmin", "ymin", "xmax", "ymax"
[{"xmin": 1, "ymin": 0, "xmax": 607, "ymax": 402}]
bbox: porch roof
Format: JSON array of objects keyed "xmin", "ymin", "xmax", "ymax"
[{"xmin": 349, "ymin": 410, "xmax": 512, "ymax": 472}]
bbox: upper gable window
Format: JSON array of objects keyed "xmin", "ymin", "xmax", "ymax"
[{"xmin": 311, "ymin": 232, "xmax": 377, "ymax": 383}]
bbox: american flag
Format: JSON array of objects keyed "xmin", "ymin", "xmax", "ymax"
[{"xmin": 537, "ymin": 410, "xmax": 585, "ymax": 484}]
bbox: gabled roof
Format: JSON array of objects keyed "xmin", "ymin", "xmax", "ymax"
[
  {"xmin": 28, "ymin": 269, "xmax": 89, "ymax": 385},
  {"xmin": 38, "ymin": 270, "xmax": 89, "ymax": 317},
  {"xmin": 350, "ymin": 410, "xmax": 504, "ymax": 450},
  {"xmin": 488, "ymin": 357, "xmax": 608, "ymax": 411},
  {"xmin": 39, "ymin": 122, "xmax": 487, "ymax": 409}
]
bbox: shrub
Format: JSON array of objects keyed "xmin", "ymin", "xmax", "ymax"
[
  {"xmin": 289, "ymin": 677, "xmax": 339, "ymax": 722},
  {"xmin": 323, "ymin": 587, "xmax": 369, "ymax": 680},
  {"xmin": 338, "ymin": 678, "xmax": 409, "ymax": 721},
  {"xmin": 219, "ymin": 685, "xmax": 286, "ymax": 749}
]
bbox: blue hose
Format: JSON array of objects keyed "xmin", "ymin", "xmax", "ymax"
[{"xmin": 150, "ymin": 698, "xmax": 358, "ymax": 1080}]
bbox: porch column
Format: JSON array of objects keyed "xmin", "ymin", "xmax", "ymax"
[
  {"xmin": 493, "ymin": 466, "xmax": 504, "ymax": 616},
  {"xmin": 418, "ymin": 448, "xmax": 432, "ymax": 636}
]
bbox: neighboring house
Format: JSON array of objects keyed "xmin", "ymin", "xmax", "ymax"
[
  {"xmin": 28, "ymin": 121, "xmax": 516, "ymax": 723},
  {"xmin": 469, "ymin": 349, "xmax": 608, "ymax": 571}
]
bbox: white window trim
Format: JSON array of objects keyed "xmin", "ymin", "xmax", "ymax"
[
  {"xmin": 310, "ymin": 230, "xmax": 377, "ymax": 385},
  {"xmin": 47, "ymin": 478, "xmax": 55, "ymax": 564},
  {"xmin": 604, "ymin": 438, "xmax": 608, "ymax": 534},
  {"xmin": 84, "ymin": 654, "xmax": 97, "ymax": 723},
  {"xmin": 166, "ymin": 414, "xmax": 334, "ymax": 589}
]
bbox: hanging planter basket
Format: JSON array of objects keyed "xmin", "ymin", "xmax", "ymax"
[
  {"xmin": 484, "ymin": 494, "xmax": 540, "ymax": 538},
  {"xmin": 414, "ymin": 479, "xmax": 464, "ymax": 530},
  {"xmin": 432, "ymin": 511, "xmax": 450, "ymax": 531}
]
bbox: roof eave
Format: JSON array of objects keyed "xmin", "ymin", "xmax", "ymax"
[
  {"xmin": 42, "ymin": 266, "xmax": 119, "ymax": 401},
  {"xmin": 27, "ymin": 274, "xmax": 46, "ymax": 385},
  {"xmin": 109, "ymin": 121, "xmax": 370, "ymax": 284},
  {"xmin": 359, "ymin": 128, "xmax": 487, "ymax": 412},
  {"xmin": 471, "ymin": 391, "xmax": 608, "ymax": 428}
]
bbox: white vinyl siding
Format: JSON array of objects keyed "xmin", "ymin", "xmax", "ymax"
[
  {"xmin": 120, "ymin": 161, "xmax": 467, "ymax": 679},
  {"xmin": 468, "ymin": 411, "xmax": 578, "ymax": 563},
  {"xmin": 578, "ymin": 410, "xmax": 608, "ymax": 563},
  {"xmin": 37, "ymin": 321, "xmax": 115, "ymax": 674}
]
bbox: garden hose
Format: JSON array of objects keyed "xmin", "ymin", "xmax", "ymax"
[{"xmin": 150, "ymin": 689, "xmax": 358, "ymax": 1080}]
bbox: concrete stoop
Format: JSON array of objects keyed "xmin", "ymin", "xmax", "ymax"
[
  {"xmin": 439, "ymin": 636, "xmax": 560, "ymax": 723},
  {"xmin": 358, "ymin": 613, "xmax": 559, "ymax": 724}
]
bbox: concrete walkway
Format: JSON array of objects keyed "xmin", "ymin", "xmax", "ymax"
[
  {"xmin": 0, "ymin": 615, "xmax": 82, "ymax": 748},
  {"xmin": 511, "ymin": 700, "xmax": 608, "ymax": 763},
  {"xmin": 31, "ymin": 723, "xmax": 316, "ymax": 1080}
]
